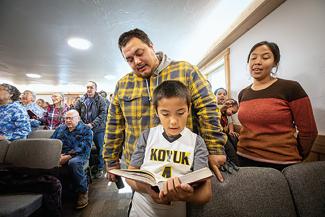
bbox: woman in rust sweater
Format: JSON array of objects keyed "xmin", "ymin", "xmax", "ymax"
[{"xmin": 237, "ymin": 41, "xmax": 318, "ymax": 171}]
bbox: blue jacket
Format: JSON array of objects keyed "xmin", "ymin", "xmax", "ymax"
[{"xmin": 51, "ymin": 122, "xmax": 93, "ymax": 161}]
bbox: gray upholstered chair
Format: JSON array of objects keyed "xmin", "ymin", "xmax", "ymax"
[
  {"xmin": 28, "ymin": 129, "xmax": 55, "ymax": 139},
  {"xmin": 4, "ymin": 138, "xmax": 62, "ymax": 169},
  {"xmin": 0, "ymin": 140, "xmax": 10, "ymax": 164},
  {"xmin": 1, "ymin": 139, "xmax": 62, "ymax": 217},
  {"xmin": 0, "ymin": 194, "xmax": 43, "ymax": 217},
  {"xmin": 189, "ymin": 167, "xmax": 297, "ymax": 217},
  {"xmin": 283, "ymin": 161, "xmax": 325, "ymax": 217}
]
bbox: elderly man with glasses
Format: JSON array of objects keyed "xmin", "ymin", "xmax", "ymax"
[{"xmin": 51, "ymin": 109, "xmax": 93, "ymax": 209}]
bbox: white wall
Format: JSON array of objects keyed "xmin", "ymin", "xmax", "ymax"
[{"xmin": 229, "ymin": 0, "xmax": 325, "ymax": 133}]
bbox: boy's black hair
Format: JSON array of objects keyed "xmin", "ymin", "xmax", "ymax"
[
  {"xmin": 118, "ymin": 28, "xmax": 153, "ymax": 51},
  {"xmin": 153, "ymin": 80, "xmax": 191, "ymax": 111}
]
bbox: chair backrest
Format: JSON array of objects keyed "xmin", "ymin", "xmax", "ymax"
[
  {"xmin": 4, "ymin": 138, "xmax": 62, "ymax": 169},
  {"xmin": 189, "ymin": 167, "xmax": 297, "ymax": 217},
  {"xmin": 28, "ymin": 129, "xmax": 55, "ymax": 139},
  {"xmin": 0, "ymin": 140, "xmax": 11, "ymax": 164},
  {"xmin": 283, "ymin": 161, "xmax": 325, "ymax": 217}
]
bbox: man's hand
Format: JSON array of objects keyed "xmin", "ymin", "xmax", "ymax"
[
  {"xmin": 59, "ymin": 154, "xmax": 72, "ymax": 165},
  {"xmin": 0, "ymin": 135, "xmax": 6, "ymax": 140},
  {"xmin": 208, "ymin": 154, "xmax": 226, "ymax": 182},
  {"xmin": 105, "ymin": 163, "xmax": 120, "ymax": 182}
]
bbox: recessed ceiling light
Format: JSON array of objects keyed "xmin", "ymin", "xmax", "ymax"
[
  {"xmin": 104, "ymin": 74, "xmax": 117, "ymax": 80},
  {"xmin": 67, "ymin": 37, "xmax": 92, "ymax": 50},
  {"xmin": 26, "ymin": 73, "xmax": 41, "ymax": 78}
]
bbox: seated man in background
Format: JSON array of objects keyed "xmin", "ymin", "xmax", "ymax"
[{"xmin": 51, "ymin": 109, "xmax": 93, "ymax": 209}]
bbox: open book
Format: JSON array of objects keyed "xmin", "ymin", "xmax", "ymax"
[{"xmin": 109, "ymin": 167, "xmax": 213, "ymax": 192}]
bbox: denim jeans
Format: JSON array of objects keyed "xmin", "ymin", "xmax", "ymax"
[
  {"xmin": 68, "ymin": 156, "xmax": 88, "ymax": 193},
  {"xmin": 93, "ymin": 131, "xmax": 105, "ymax": 170}
]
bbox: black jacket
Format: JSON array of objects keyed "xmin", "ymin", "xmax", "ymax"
[{"xmin": 74, "ymin": 92, "xmax": 107, "ymax": 133}]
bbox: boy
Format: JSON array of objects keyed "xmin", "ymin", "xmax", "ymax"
[{"xmin": 126, "ymin": 80, "xmax": 212, "ymax": 217}]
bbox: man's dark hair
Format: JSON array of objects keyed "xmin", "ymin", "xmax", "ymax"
[
  {"xmin": 118, "ymin": 28, "xmax": 153, "ymax": 51},
  {"xmin": 153, "ymin": 80, "xmax": 191, "ymax": 112},
  {"xmin": 0, "ymin": 83, "xmax": 21, "ymax": 102},
  {"xmin": 88, "ymin": 81, "xmax": 97, "ymax": 89}
]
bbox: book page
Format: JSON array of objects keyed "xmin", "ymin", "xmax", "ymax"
[{"xmin": 109, "ymin": 169, "xmax": 158, "ymax": 187}]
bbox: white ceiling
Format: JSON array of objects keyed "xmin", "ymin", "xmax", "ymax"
[{"xmin": 0, "ymin": 0, "xmax": 253, "ymax": 93}]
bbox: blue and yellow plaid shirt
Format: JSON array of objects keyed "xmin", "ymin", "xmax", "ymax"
[{"xmin": 103, "ymin": 53, "xmax": 226, "ymax": 166}]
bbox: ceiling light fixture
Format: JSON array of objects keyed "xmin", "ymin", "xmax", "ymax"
[
  {"xmin": 67, "ymin": 37, "xmax": 92, "ymax": 50},
  {"xmin": 26, "ymin": 73, "xmax": 41, "ymax": 78}
]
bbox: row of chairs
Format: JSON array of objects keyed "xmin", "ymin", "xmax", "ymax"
[
  {"xmin": 0, "ymin": 130, "xmax": 92, "ymax": 217},
  {"xmin": 27, "ymin": 129, "xmax": 93, "ymax": 183},
  {"xmin": 0, "ymin": 138, "xmax": 62, "ymax": 217}
]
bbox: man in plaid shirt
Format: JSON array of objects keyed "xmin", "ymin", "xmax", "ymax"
[{"xmin": 103, "ymin": 28, "xmax": 227, "ymax": 182}]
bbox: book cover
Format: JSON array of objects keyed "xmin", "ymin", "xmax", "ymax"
[
  {"xmin": 27, "ymin": 109, "xmax": 38, "ymax": 119},
  {"xmin": 109, "ymin": 167, "xmax": 213, "ymax": 192}
]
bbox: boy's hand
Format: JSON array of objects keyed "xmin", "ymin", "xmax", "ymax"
[
  {"xmin": 146, "ymin": 185, "xmax": 170, "ymax": 204},
  {"xmin": 159, "ymin": 177, "xmax": 194, "ymax": 202}
]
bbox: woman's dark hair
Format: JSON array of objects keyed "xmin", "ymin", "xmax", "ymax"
[
  {"xmin": 153, "ymin": 80, "xmax": 191, "ymax": 112},
  {"xmin": 247, "ymin": 41, "xmax": 280, "ymax": 73},
  {"xmin": 0, "ymin": 83, "xmax": 21, "ymax": 101},
  {"xmin": 118, "ymin": 28, "xmax": 153, "ymax": 51},
  {"xmin": 214, "ymin": 87, "xmax": 227, "ymax": 96}
]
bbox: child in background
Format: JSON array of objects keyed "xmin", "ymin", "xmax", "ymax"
[
  {"xmin": 126, "ymin": 80, "xmax": 212, "ymax": 217},
  {"xmin": 214, "ymin": 88, "xmax": 238, "ymax": 137},
  {"xmin": 214, "ymin": 87, "xmax": 227, "ymax": 106},
  {"xmin": 220, "ymin": 99, "xmax": 239, "ymax": 165},
  {"xmin": 220, "ymin": 99, "xmax": 239, "ymax": 134}
]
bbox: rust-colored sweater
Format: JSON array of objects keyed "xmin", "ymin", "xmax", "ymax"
[{"xmin": 237, "ymin": 78, "xmax": 318, "ymax": 164}]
